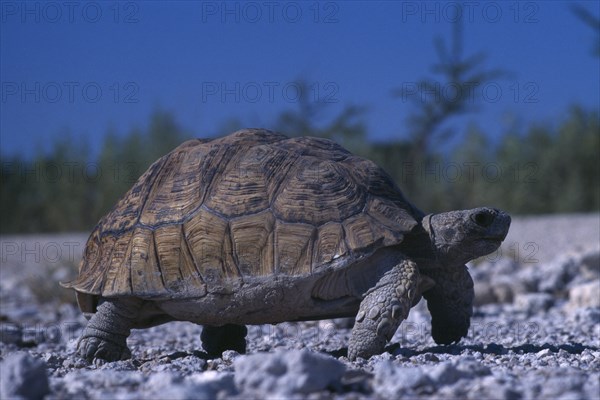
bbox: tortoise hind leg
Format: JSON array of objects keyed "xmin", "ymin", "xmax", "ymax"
[
  {"xmin": 201, "ymin": 324, "xmax": 247, "ymax": 357},
  {"xmin": 77, "ymin": 297, "xmax": 142, "ymax": 362}
]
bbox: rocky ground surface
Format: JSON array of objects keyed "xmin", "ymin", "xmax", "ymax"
[{"xmin": 0, "ymin": 213, "xmax": 599, "ymax": 399}]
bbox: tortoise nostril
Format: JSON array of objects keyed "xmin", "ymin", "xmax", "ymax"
[{"xmin": 472, "ymin": 210, "xmax": 495, "ymax": 227}]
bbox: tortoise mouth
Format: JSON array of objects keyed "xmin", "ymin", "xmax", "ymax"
[
  {"xmin": 481, "ymin": 237, "xmax": 504, "ymax": 243},
  {"xmin": 478, "ymin": 236, "xmax": 506, "ymax": 248}
]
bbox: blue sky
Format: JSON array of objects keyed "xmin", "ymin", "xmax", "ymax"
[{"xmin": 1, "ymin": 1, "xmax": 599, "ymax": 158}]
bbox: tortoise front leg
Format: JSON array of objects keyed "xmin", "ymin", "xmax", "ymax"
[
  {"xmin": 348, "ymin": 259, "xmax": 419, "ymax": 360},
  {"xmin": 422, "ymin": 264, "xmax": 473, "ymax": 345},
  {"xmin": 77, "ymin": 297, "xmax": 142, "ymax": 362}
]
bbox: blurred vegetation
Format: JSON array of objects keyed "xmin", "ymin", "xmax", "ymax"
[
  {"xmin": 25, "ymin": 260, "xmax": 80, "ymax": 305},
  {"xmin": 1, "ymin": 14, "xmax": 598, "ymax": 234},
  {"xmin": 1, "ymin": 104, "xmax": 597, "ymax": 234},
  {"xmin": 1, "ymin": 111, "xmax": 190, "ymax": 233}
]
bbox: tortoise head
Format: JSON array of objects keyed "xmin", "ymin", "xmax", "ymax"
[{"xmin": 422, "ymin": 207, "xmax": 511, "ymax": 267}]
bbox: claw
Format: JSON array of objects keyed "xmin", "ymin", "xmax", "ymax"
[{"xmin": 77, "ymin": 336, "xmax": 131, "ymax": 362}]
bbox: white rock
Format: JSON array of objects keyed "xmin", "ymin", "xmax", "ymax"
[
  {"xmin": 373, "ymin": 361, "xmax": 431, "ymax": 397},
  {"xmin": 234, "ymin": 349, "xmax": 345, "ymax": 396},
  {"xmin": 186, "ymin": 371, "xmax": 236, "ymax": 397},
  {"xmin": 428, "ymin": 362, "xmax": 468, "ymax": 386}
]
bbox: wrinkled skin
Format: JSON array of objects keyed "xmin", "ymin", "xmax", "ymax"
[
  {"xmin": 75, "ymin": 207, "xmax": 510, "ymax": 362},
  {"xmin": 407, "ymin": 207, "xmax": 511, "ymax": 345}
]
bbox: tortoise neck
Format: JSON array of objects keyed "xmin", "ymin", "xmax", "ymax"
[{"xmin": 398, "ymin": 220, "xmax": 438, "ymax": 269}]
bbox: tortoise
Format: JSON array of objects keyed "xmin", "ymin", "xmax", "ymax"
[{"xmin": 62, "ymin": 129, "xmax": 511, "ymax": 362}]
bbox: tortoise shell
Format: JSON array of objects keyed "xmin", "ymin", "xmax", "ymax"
[{"xmin": 64, "ymin": 129, "xmax": 420, "ymax": 305}]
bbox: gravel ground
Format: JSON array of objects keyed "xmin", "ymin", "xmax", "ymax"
[{"xmin": 1, "ymin": 213, "xmax": 599, "ymax": 399}]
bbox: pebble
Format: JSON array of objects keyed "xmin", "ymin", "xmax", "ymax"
[
  {"xmin": 0, "ymin": 324, "xmax": 22, "ymax": 345},
  {"xmin": 566, "ymin": 281, "xmax": 600, "ymax": 310},
  {"xmin": 0, "ymin": 352, "xmax": 50, "ymax": 400},
  {"xmin": 537, "ymin": 348, "xmax": 552, "ymax": 357}
]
